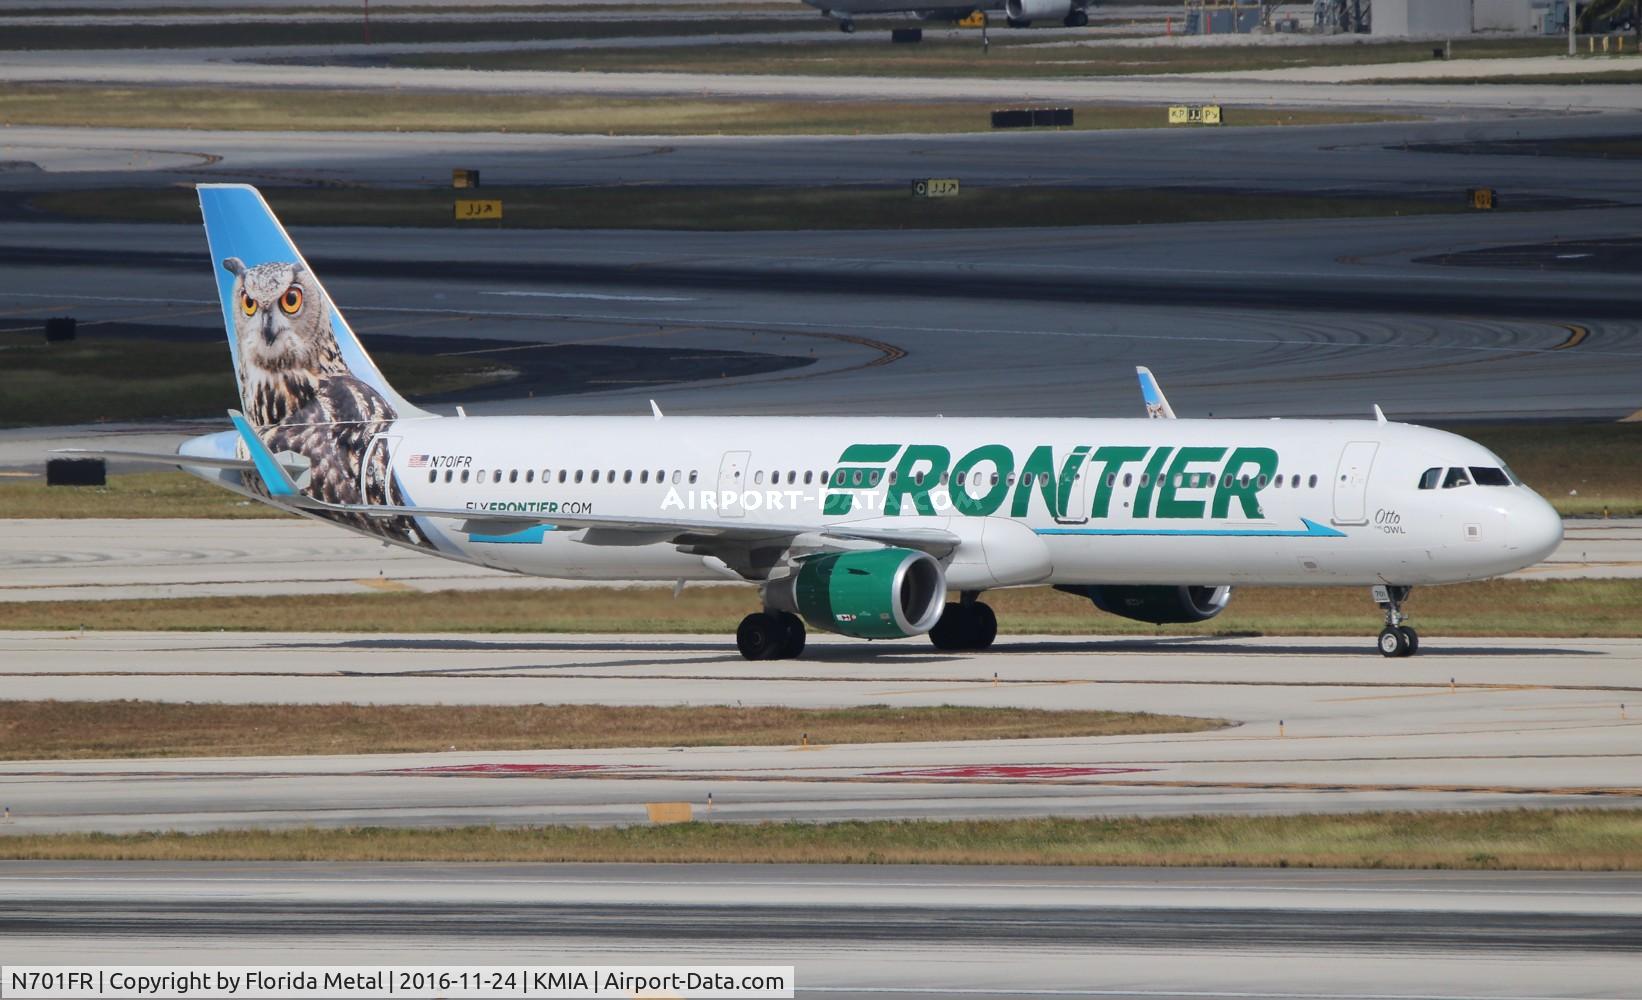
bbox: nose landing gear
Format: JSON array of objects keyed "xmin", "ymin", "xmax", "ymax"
[{"xmin": 1373, "ymin": 585, "xmax": 1419, "ymax": 658}]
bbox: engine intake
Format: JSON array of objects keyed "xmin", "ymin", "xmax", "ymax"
[
  {"xmin": 1057, "ymin": 584, "xmax": 1231, "ymax": 625},
  {"xmin": 1004, "ymin": 0, "xmax": 1072, "ymax": 21},
  {"xmin": 767, "ymin": 548, "xmax": 946, "ymax": 639}
]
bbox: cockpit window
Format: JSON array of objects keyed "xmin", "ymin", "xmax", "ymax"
[
  {"xmin": 1442, "ymin": 467, "xmax": 1471, "ymax": 489},
  {"xmin": 1417, "ymin": 467, "xmax": 1441, "ymax": 490},
  {"xmin": 1470, "ymin": 466, "xmax": 1511, "ymax": 487}
]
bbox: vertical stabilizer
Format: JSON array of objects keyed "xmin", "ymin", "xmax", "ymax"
[{"xmin": 197, "ymin": 183, "xmax": 430, "ymax": 427}]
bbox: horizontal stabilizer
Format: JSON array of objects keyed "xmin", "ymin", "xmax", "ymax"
[{"xmin": 50, "ymin": 447, "xmax": 307, "ymax": 476}]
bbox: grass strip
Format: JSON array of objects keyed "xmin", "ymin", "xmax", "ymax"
[
  {"xmin": 1362, "ymin": 67, "xmax": 1642, "ymax": 86},
  {"xmin": 389, "ymin": 35, "xmax": 1568, "ymax": 78},
  {"xmin": 0, "ymin": 578, "xmax": 1636, "ymax": 637},
  {"xmin": 0, "ymin": 330, "xmax": 510, "ymax": 427},
  {"xmin": 0, "ymin": 472, "xmax": 278, "ymax": 519},
  {"xmin": 0, "ymin": 702, "xmax": 1219, "ymax": 760},
  {"xmin": 0, "ymin": 17, "xmax": 822, "ymax": 50},
  {"xmin": 0, "ymin": 84, "xmax": 1403, "ymax": 137},
  {"xmin": 3, "ymin": 810, "xmax": 1639, "ymax": 869}
]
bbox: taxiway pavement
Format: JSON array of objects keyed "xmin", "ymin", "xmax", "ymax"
[
  {"xmin": 2, "ymin": 630, "xmax": 1640, "ymax": 832},
  {"xmin": 3, "ymin": 863, "xmax": 1639, "ymax": 997}
]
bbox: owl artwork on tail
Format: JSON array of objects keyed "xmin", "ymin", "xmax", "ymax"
[{"xmin": 224, "ymin": 257, "xmax": 424, "ymax": 547}]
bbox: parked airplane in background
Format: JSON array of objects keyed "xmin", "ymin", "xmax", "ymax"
[
  {"xmin": 803, "ymin": 0, "xmax": 1089, "ymax": 34},
  {"xmin": 65, "ymin": 185, "xmax": 1563, "ymax": 661}
]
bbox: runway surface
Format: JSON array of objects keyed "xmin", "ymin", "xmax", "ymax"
[
  {"xmin": 3, "ymin": 630, "xmax": 1641, "ymax": 832},
  {"xmin": 0, "ymin": 516, "xmax": 1633, "ymax": 602},
  {"xmin": 3, "ymin": 863, "xmax": 1640, "ymax": 997}
]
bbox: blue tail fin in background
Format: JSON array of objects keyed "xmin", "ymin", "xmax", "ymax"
[{"xmin": 197, "ymin": 183, "xmax": 429, "ymax": 428}]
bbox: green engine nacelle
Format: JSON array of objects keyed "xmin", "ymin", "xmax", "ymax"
[{"xmin": 770, "ymin": 548, "xmax": 946, "ymax": 639}]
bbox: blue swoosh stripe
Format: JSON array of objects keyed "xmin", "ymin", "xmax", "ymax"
[
  {"xmin": 471, "ymin": 525, "xmax": 555, "ymax": 544},
  {"xmin": 1037, "ymin": 518, "xmax": 1346, "ymax": 539}
]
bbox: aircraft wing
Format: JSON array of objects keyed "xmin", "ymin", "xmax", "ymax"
[{"xmin": 50, "ymin": 448, "xmax": 306, "ymax": 475}]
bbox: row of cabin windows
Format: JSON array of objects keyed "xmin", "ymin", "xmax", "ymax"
[
  {"xmin": 428, "ymin": 467, "xmax": 701, "ymax": 486},
  {"xmin": 431, "ymin": 465, "xmax": 1325, "ymax": 492},
  {"xmin": 764, "ymin": 468, "xmax": 1317, "ymax": 491},
  {"xmin": 1417, "ymin": 466, "xmax": 1513, "ymax": 490}
]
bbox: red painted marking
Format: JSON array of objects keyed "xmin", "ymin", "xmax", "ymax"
[
  {"xmin": 873, "ymin": 765, "xmax": 1155, "ymax": 779},
  {"xmin": 388, "ymin": 764, "xmax": 627, "ymax": 775}
]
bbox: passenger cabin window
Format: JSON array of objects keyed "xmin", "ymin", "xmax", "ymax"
[
  {"xmin": 558, "ymin": 470, "xmax": 567, "ymax": 484},
  {"xmin": 591, "ymin": 470, "xmax": 600, "ymax": 484},
  {"xmin": 427, "ymin": 470, "xmax": 436, "ymax": 483},
  {"xmin": 1442, "ymin": 467, "xmax": 1471, "ymax": 489},
  {"xmin": 1418, "ymin": 468, "xmax": 1442, "ymax": 490},
  {"xmin": 1307, "ymin": 475, "xmax": 1317, "ymax": 488},
  {"xmin": 574, "ymin": 470, "xmax": 584, "ymax": 484},
  {"xmin": 460, "ymin": 470, "xmax": 470, "ymax": 484},
  {"xmin": 445, "ymin": 470, "xmax": 454, "ymax": 483},
  {"xmin": 689, "ymin": 471, "xmax": 698, "ymax": 484},
  {"xmin": 525, "ymin": 470, "xmax": 534, "ymax": 483},
  {"xmin": 509, "ymin": 470, "xmax": 519, "ymax": 484},
  {"xmin": 1470, "ymin": 466, "xmax": 1511, "ymax": 487},
  {"xmin": 477, "ymin": 470, "xmax": 487, "ymax": 484}
]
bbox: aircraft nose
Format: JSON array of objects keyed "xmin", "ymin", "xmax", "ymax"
[{"xmin": 1511, "ymin": 492, "xmax": 1563, "ymax": 564}]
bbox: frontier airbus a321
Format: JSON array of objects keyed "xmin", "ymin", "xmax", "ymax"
[{"xmin": 66, "ymin": 185, "xmax": 1564, "ymax": 660}]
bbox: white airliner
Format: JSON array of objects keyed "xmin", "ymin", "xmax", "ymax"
[
  {"xmin": 803, "ymin": 0, "xmax": 1089, "ymax": 33},
  {"xmin": 65, "ymin": 185, "xmax": 1563, "ymax": 660}
]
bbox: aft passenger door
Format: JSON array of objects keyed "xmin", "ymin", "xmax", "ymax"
[
  {"xmin": 1331, "ymin": 441, "xmax": 1379, "ymax": 526},
  {"xmin": 717, "ymin": 450, "xmax": 750, "ymax": 518}
]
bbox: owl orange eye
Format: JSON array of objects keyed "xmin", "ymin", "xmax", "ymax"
[
  {"xmin": 278, "ymin": 286, "xmax": 303, "ymax": 315},
  {"xmin": 240, "ymin": 294, "xmax": 257, "ymax": 317}
]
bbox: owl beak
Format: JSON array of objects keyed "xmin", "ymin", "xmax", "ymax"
[{"xmin": 260, "ymin": 313, "xmax": 278, "ymax": 347}]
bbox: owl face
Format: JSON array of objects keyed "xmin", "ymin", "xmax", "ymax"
[{"xmin": 223, "ymin": 257, "xmax": 336, "ymax": 374}]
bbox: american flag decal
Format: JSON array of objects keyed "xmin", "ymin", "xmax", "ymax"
[{"xmin": 409, "ymin": 454, "xmax": 428, "ymax": 468}]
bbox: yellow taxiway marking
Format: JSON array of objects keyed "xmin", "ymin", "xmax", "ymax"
[
  {"xmin": 354, "ymin": 578, "xmax": 415, "ymax": 593},
  {"xmin": 1553, "ymin": 324, "xmax": 1589, "ymax": 350}
]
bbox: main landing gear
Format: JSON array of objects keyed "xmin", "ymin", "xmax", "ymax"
[
  {"xmin": 737, "ymin": 610, "xmax": 806, "ymax": 661},
  {"xmin": 1373, "ymin": 585, "xmax": 1419, "ymax": 658},
  {"xmin": 928, "ymin": 593, "xmax": 997, "ymax": 651}
]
